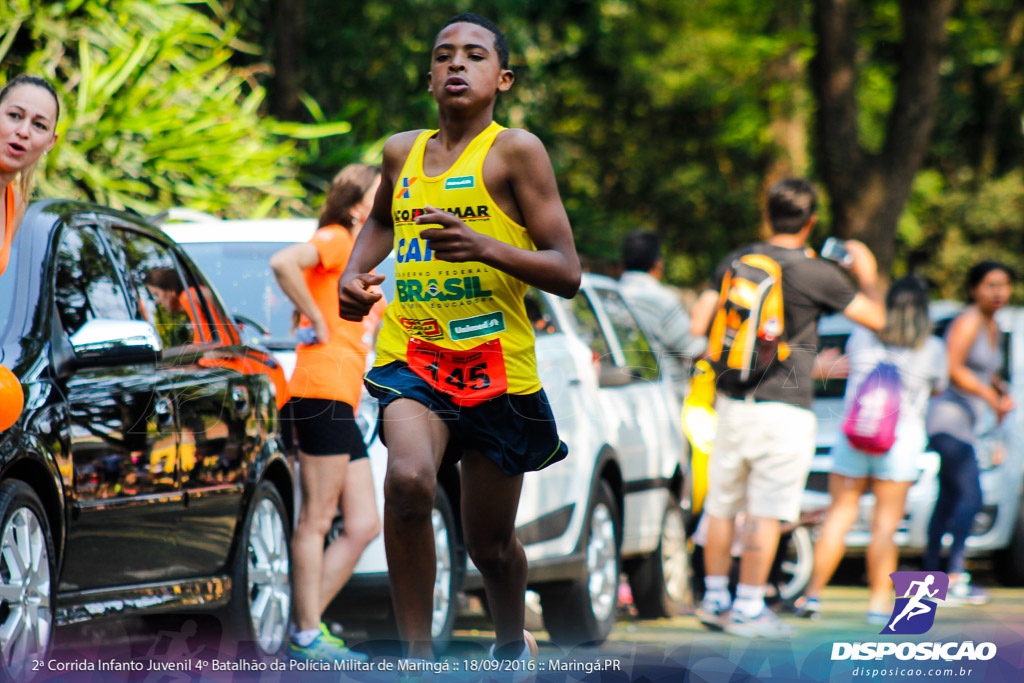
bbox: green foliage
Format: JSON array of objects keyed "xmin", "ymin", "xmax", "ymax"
[
  {"xmin": 4, "ymin": 0, "xmax": 1023, "ymax": 300},
  {"xmin": 0, "ymin": 0, "xmax": 348, "ymax": 217},
  {"xmin": 907, "ymin": 170, "xmax": 1024, "ymax": 302},
  {"xmin": 282, "ymin": 0, "xmax": 813, "ymax": 284}
]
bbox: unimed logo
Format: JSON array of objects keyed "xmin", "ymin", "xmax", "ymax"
[{"xmin": 883, "ymin": 571, "xmax": 948, "ymax": 635}]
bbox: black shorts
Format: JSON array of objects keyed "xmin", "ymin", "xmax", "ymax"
[
  {"xmin": 280, "ymin": 397, "xmax": 368, "ymax": 459},
  {"xmin": 364, "ymin": 362, "xmax": 567, "ymax": 476}
]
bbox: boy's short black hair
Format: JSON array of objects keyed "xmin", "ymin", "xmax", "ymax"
[
  {"xmin": 766, "ymin": 178, "xmax": 818, "ymax": 235},
  {"xmin": 441, "ymin": 13, "xmax": 509, "ymax": 69},
  {"xmin": 622, "ymin": 230, "xmax": 662, "ymax": 272}
]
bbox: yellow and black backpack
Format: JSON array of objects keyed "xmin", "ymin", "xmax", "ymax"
[{"xmin": 707, "ymin": 247, "xmax": 794, "ymax": 392}]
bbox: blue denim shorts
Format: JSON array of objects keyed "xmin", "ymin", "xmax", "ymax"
[
  {"xmin": 364, "ymin": 362, "xmax": 568, "ymax": 476},
  {"xmin": 830, "ymin": 421, "xmax": 924, "ymax": 482}
]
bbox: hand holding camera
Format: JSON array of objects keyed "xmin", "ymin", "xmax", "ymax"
[{"xmin": 820, "ymin": 237, "xmax": 853, "ymax": 267}]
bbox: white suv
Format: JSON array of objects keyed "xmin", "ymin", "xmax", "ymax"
[
  {"xmin": 161, "ymin": 217, "xmax": 690, "ymax": 645},
  {"xmin": 803, "ymin": 303, "xmax": 1024, "ymax": 586}
]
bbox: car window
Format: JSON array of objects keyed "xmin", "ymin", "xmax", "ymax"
[
  {"xmin": 567, "ymin": 292, "xmax": 614, "ymax": 367},
  {"xmin": 592, "ymin": 287, "xmax": 660, "ymax": 383},
  {"xmin": 524, "ymin": 290, "xmax": 561, "ymax": 336},
  {"xmin": 54, "ymin": 226, "xmax": 132, "ymax": 337},
  {"xmin": 106, "ymin": 228, "xmax": 212, "ymax": 349},
  {"xmin": 178, "ymin": 241, "xmax": 294, "ymax": 345},
  {"xmin": 182, "ymin": 257, "xmax": 240, "ymax": 346}
]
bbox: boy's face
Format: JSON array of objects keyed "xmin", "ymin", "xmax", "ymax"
[{"xmin": 428, "ymin": 22, "xmax": 513, "ymax": 107}]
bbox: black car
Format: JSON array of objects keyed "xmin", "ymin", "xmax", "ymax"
[{"xmin": 0, "ymin": 200, "xmax": 294, "ymax": 678}]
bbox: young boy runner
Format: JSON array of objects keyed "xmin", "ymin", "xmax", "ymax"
[{"xmin": 337, "ymin": 13, "xmax": 580, "ymax": 662}]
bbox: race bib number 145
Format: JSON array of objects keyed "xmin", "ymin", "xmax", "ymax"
[{"xmin": 406, "ymin": 337, "xmax": 508, "ymax": 407}]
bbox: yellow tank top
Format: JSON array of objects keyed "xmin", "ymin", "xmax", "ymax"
[{"xmin": 374, "ymin": 121, "xmax": 541, "ymax": 395}]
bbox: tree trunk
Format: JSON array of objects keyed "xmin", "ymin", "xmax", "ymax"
[
  {"xmin": 811, "ymin": 0, "xmax": 957, "ymax": 275},
  {"xmin": 268, "ymin": 0, "xmax": 306, "ymax": 120}
]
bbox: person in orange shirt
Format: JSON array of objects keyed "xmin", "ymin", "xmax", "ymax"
[
  {"xmin": 270, "ymin": 163, "xmax": 384, "ymax": 662},
  {"xmin": 0, "ymin": 75, "xmax": 60, "ymax": 277}
]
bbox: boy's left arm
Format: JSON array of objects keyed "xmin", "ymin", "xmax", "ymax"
[{"xmin": 416, "ymin": 131, "xmax": 581, "ymax": 299}]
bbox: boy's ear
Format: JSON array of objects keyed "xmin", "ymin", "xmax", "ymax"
[
  {"xmin": 498, "ymin": 69, "xmax": 515, "ymax": 93},
  {"xmin": 427, "ymin": 71, "xmax": 434, "ymax": 93}
]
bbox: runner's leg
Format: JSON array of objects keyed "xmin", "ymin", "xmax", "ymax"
[
  {"xmin": 704, "ymin": 515, "xmax": 736, "ymax": 576},
  {"xmin": 867, "ymin": 479, "xmax": 913, "ymax": 614},
  {"xmin": 293, "ymin": 452, "xmax": 350, "ymax": 631},
  {"xmin": 380, "ymin": 398, "xmax": 449, "ymax": 659},
  {"xmin": 460, "ymin": 449, "xmax": 526, "ymax": 657},
  {"xmin": 805, "ymin": 474, "xmax": 869, "ymax": 599},
  {"xmin": 319, "ymin": 457, "xmax": 380, "ymax": 613}
]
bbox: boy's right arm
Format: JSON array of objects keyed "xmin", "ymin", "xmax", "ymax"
[{"xmin": 338, "ymin": 133, "xmax": 418, "ymax": 321}]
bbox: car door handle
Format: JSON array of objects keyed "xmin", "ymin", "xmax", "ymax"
[
  {"xmin": 154, "ymin": 397, "xmax": 174, "ymax": 427},
  {"xmin": 232, "ymin": 386, "xmax": 250, "ymax": 416}
]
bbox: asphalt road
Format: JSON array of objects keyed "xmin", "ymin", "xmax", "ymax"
[{"xmin": 40, "ymin": 584, "xmax": 1024, "ymax": 682}]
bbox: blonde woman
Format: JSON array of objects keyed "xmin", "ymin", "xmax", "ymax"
[{"xmin": 0, "ymin": 75, "xmax": 59, "ymax": 276}]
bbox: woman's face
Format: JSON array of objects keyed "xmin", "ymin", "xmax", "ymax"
[
  {"xmin": 147, "ymin": 285, "xmax": 180, "ymax": 313},
  {"xmin": 350, "ymin": 175, "xmax": 382, "ymax": 239},
  {"xmin": 971, "ymin": 268, "xmax": 1012, "ymax": 313},
  {"xmin": 0, "ymin": 84, "xmax": 58, "ymax": 175}
]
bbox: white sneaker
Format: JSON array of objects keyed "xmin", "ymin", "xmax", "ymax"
[
  {"xmin": 724, "ymin": 608, "xmax": 795, "ymax": 638},
  {"xmin": 946, "ymin": 573, "xmax": 988, "ymax": 606},
  {"xmin": 488, "ymin": 631, "xmax": 539, "ymax": 682}
]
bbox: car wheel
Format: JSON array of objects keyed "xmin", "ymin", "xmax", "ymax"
[
  {"xmin": 773, "ymin": 525, "xmax": 814, "ymax": 602},
  {"xmin": 0, "ymin": 480, "xmax": 55, "ymax": 681},
  {"xmin": 628, "ymin": 496, "xmax": 690, "ymax": 618},
  {"xmin": 429, "ymin": 486, "xmax": 461, "ymax": 643},
  {"xmin": 540, "ymin": 480, "xmax": 620, "ymax": 646},
  {"xmin": 227, "ymin": 481, "xmax": 291, "ymax": 656}
]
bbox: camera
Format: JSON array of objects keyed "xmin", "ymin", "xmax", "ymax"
[{"xmin": 820, "ymin": 237, "xmax": 853, "ymax": 267}]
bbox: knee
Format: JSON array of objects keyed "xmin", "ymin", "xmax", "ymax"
[
  {"xmin": 383, "ymin": 463, "xmax": 435, "ymax": 521},
  {"xmin": 348, "ymin": 511, "xmax": 382, "ymax": 548},
  {"xmin": 870, "ymin": 519, "xmax": 899, "ymax": 540},
  {"xmin": 962, "ymin": 480, "xmax": 983, "ymax": 510},
  {"xmin": 827, "ymin": 500, "xmax": 861, "ymax": 526},
  {"xmin": 296, "ymin": 507, "xmax": 337, "ymax": 538},
  {"xmin": 466, "ymin": 534, "xmax": 518, "ymax": 576}
]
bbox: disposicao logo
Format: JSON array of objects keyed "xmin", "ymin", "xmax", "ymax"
[
  {"xmin": 396, "ymin": 176, "xmax": 418, "ymax": 199},
  {"xmin": 883, "ymin": 571, "xmax": 948, "ymax": 635},
  {"xmin": 830, "ymin": 570, "xmax": 998, "ymax": 664}
]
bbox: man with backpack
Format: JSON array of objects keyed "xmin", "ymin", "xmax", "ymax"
[{"xmin": 688, "ymin": 178, "xmax": 885, "ymax": 637}]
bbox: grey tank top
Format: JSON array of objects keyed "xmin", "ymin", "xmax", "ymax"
[{"xmin": 926, "ymin": 315, "xmax": 1003, "ymax": 442}]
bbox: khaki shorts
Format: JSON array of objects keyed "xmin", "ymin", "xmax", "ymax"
[{"xmin": 704, "ymin": 397, "xmax": 817, "ymax": 523}]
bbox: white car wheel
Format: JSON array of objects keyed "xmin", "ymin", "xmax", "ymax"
[
  {"xmin": 540, "ymin": 480, "xmax": 620, "ymax": 646},
  {"xmin": 228, "ymin": 481, "xmax": 291, "ymax": 656},
  {"xmin": 0, "ymin": 481, "xmax": 54, "ymax": 681}
]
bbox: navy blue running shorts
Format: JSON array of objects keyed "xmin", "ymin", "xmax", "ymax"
[
  {"xmin": 280, "ymin": 397, "xmax": 368, "ymax": 459},
  {"xmin": 364, "ymin": 361, "xmax": 568, "ymax": 476}
]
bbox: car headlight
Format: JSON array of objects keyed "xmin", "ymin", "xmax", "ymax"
[{"xmin": 356, "ymin": 391, "xmax": 380, "ymax": 446}]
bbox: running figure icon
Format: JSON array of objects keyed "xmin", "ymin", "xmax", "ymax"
[{"xmin": 888, "ymin": 575, "xmax": 938, "ymax": 631}]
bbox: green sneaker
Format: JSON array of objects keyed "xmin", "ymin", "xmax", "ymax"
[{"xmin": 289, "ymin": 624, "xmax": 367, "ymax": 663}]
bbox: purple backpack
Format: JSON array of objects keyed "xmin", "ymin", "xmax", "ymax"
[{"xmin": 842, "ymin": 361, "xmax": 902, "ymax": 455}]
